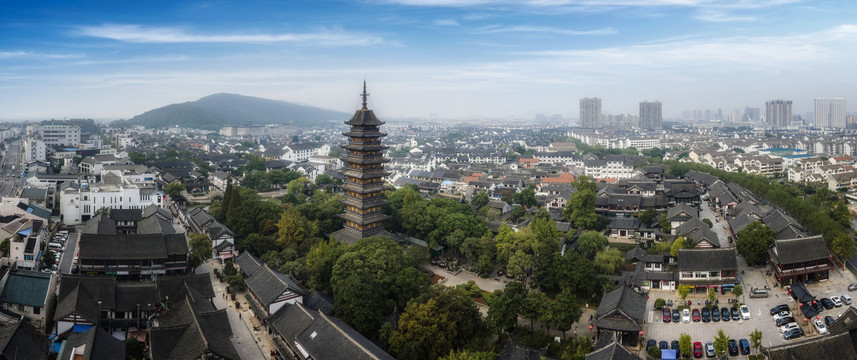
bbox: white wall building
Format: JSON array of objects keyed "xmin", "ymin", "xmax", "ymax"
[
  {"xmin": 815, "ymin": 97, "xmax": 846, "ymax": 129},
  {"xmin": 60, "ymin": 176, "xmax": 164, "ymax": 225},
  {"xmin": 280, "ymin": 143, "xmax": 331, "ymax": 162},
  {"xmin": 26, "ymin": 123, "xmax": 81, "ymax": 146},
  {"xmin": 23, "ymin": 137, "xmax": 47, "ymax": 163}
]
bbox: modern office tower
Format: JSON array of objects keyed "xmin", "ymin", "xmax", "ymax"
[
  {"xmin": 334, "ymin": 82, "xmax": 391, "ymax": 244},
  {"xmin": 639, "ymin": 101, "xmax": 662, "ymax": 130},
  {"xmin": 815, "ymin": 97, "xmax": 846, "ymax": 128},
  {"xmin": 744, "ymin": 107, "xmax": 760, "ymax": 122},
  {"xmin": 766, "ymin": 100, "xmax": 793, "ymax": 129},
  {"xmin": 580, "ymin": 97, "xmax": 602, "ymax": 128},
  {"xmin": 25, "ymin": 123, "xmax": 81, "ymax": 146}
]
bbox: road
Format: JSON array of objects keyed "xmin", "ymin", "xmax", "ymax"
[
  {"xmin": 700, "ymin": 202, "xmax": 732, "ymax": 248},
  {"xmin": 59, "ymin": 231, "xmax": 79, "ymax": 275},
  {"xmin": 0, "ymin": 139, "xmax": 22, "ymax": 197}
]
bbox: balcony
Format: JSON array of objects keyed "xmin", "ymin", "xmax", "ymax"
[{"xmin": 775, "ymin": 263, "xmax": 833, "ymax": 276}]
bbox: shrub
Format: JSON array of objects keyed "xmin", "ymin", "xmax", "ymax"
[{"xmin": 654, "ymin": 298, "xmax": 666, "ymax": 310}]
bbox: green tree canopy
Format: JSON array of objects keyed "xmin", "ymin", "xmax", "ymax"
[
  {"xmin": 331, "ymin": 237, "xmax": 430, "ymax": 335},
  {"xmin": 713, "ymin": 329, "xmax": 729, "ymax": 356},
  {"xmin": 513, "ymin": 187, "xmax": 537, "ymax": 207},
  {"xmin": 165, "ymin": 182, "xmax": 184, "ymax": 199},
  {"xmin": 578, "ymin": 231, "xmax": 607, "ymax": 259},
  {"xmin": 593, "ymin": 247, "xmax": 624, "ymax": 274},
  {"xmin": 486, "ymin": 281, "xmax": 528, "ymax": 334},
  {"xmin": 188, "ymin": 233, "xmax": 212, "ymax": 268},
  {"xmin": 471, "ymin": 191, "xmax": 490, "ymax": 209},
  {"xmin": 305, "ymin": 238, "xmax": 348, "ymax": 294},
  {"xmin": 564, "ymin": 176, "xmax": 599, "ymax": 230},
  {"xmin": 276, "ymin": 208, "xmax": 319, "ymax": 249},
  {"xmin": 638, "ymin": 208, "xmax": 657, "ymax": 226},
  {"xmin": 736, "ymin": 222, "xmax": 775, "ymax": 266}
]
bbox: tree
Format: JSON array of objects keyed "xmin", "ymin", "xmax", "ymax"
[
  {"xmin": 578, "ymin": 231, "xmax": 607, "ymax": 259},
  {"xmin": 556, "ymin": 252, "xmax": 601, "ymax": 302},
  {"xmin": 276, "ymin": 208, "xmax": 319, "ymax": 248},
  {"xmin": 713, "ymin": 329, "xmax": 729, "ymax": 356},
  {"xmin": 702, "ymin": 218, "xmax": 713, "ymax": 228},
  {"xmin": 188, "ymin": 233, "xmax": 212, "ymax": 268},
  {"xmin": 486, "ymin": 281, "xmax": 527, "ymax": 334},
  {"xmin": 638, "ymin": 208, "xmax": 657, "ymax": 226},
  {"xmin": 530, "ymin": 215, "xmax": 561, "ymax": 291},
  {"xmin": 165, "ymin": 182, "xmax": 184, "ymax": 199},
  {"xmin": 564, "ymin": 176, "xmax": 599, "ymax": 230},
  {"xmin": 732, "ymin": 284, "xmax": 743, "ymax": 299},
  {"xmin": 223, "ymin": 260, "xmax": 237, "ymax": 276},
  {"xmin": 658, "ymin": 213, "xmax": 671, "ymax": 233},
  {"xmin": 654, "ymin": 298, "xmax": 666, "ymax": 310},
  {"xmin": 287, "ymin": 177, "xmax": 310, "ymax": 195},
  {"xmin": 750, "ymin": 329, "xmax": 763, "ymax": 354},
  {"xmin": 708, "ymin": 288, "xmax": 717, "ymax": 305},
  {"xmin": 670, "ymin": 237, "xmax": 691, "ymax": 258},
  {"xmin": 521, "ymin": 291, "xmax": 549, "ymax": 331},
  {"xmin": 736, "ymin": 222, "xmax": 775, "ymax": 266},
  {"xmin": 593, "ymin": 247, "xmax": 624, "ymax": 274},
  {"xmin": 228, "ymin": 274, "xmax": 246, "ymax": 291},
  {"xmin": 389, "ymin": 298, "xmax": 457, "ymax": 360},
  {"xmin": 126, "ymin": 336, "xmax": 146, "ymax": 360},
  {"xmin": 305, "ymin": 238, "xmax": 348, "ymax": 294},
  {"xmin": 331, "ymin": 237, "xmax": 430, "ymax": 335},
  {"xmin": 42, "ymin": 249, "xmax": 56, "ymax": 268},
  {"xmin": 647, "ymin": 346, "xmax": 661, "ymax": 359},
  {"xmin": 561, "ymin": 336, "xmax": 592, "ymax": 360},
  {"xmin": 830, "ymin": 233, "xmax": 856, "ymax": 260},
  {"xmin": 471, "ymin": 191, "xmax": 489, "ymax": 209},
  {"xmin": 0, "ymin": 238, "xmax": 8, "ymax": 255},
  {"xmin": 440, "ymin": 350, "xmax": 495, "ymax": 360},
  {"xmin": 513, "ymin": 187, "xmax": 537, "ymax": 207},
  {"xmin": 679, "ymin": 333, "xmax": 692, "ymax": 358},
  {"xmin": 678, "ymin": 284, "xmax": 692, "ymax": 301},
  {"xmin": 553, "ymin": 288, "xmax": 583, "ymax": 340},
  {"xmin": 315, "ymin": 173, "xmax": 336, "ymax": 187}
]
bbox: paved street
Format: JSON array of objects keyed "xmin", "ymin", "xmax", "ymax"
[
  {"xmin": 59, "ymin": 231, "xmax": 78, "ymax": 275},
  {"xmin": 699, "ymin": 203, "xmax": 731, "ymax": 248}
]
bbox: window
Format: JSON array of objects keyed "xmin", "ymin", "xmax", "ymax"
[
  {"xmin": 709, "ymin": 271, "xmax": 719, "ymax": 278},
  {"xmin": 681, "ymin": 272, "xmax": 693, "ymax": 278},
  {"xmin": 695, "ymin": 272, "xmax": 707, "ymax": 278},
  {"xmin": 33, "ymin": 306, "xmax": 40, "ymax": 315}
]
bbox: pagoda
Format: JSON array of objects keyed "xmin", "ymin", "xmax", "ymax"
[{"xmin": 333, "ymin": 82, "xmax": 391, "ymax": 243}]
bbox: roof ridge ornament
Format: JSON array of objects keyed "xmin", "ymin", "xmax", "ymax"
[{"xmin": 361, "ymin": 80, "xmax": 369, "ymax": 110}]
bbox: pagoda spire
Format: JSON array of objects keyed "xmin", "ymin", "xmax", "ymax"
[{"xmin": 361, "ymin": 80, "xmax": 369, "ymax": 109}]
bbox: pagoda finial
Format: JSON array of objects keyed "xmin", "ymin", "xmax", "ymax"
[{"xmin": 361, "ymin": 80, "xmax": 369, "ymax": 110}]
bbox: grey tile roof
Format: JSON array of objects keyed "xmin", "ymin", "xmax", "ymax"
[
  {"xmin": 268, "ymin": 302, "xmax": 318, "ymax": 342},
  {"xmin": 769, "ymin": 236, "xmax": 830, "ymax": 265},
  {"xmin": 246, "ymin": 266, "xmax": 307, "ymax": 307},
  {"xmin": 235, "ymin": 252, "xmax": 263, "ymax": 277},
  {"xmin": 149, "ymin": 301, "xmax": 238, "ymax": 360},
  {"xmin": 295, "ymin": 312, "xmax": 396, "ymax": 360},
  {"xmin": 78, "ymin": 233, "xmax": 187, "ymax": 260},
  {"xmin": 677, "ymin": 248, "xmax": 738, "ymax": 271},
  {"xmin": 667, "ymin": 203, "xmax": 698, "ymax": 220},
  {"xmin": 593, "ymin": 286, "xmax": 646, "ymax": 332},
  {"xmin": 496, "ymin": 341, "xmax": 553, "ymax": 360},
  {"xmin": 0, "ymin": 319, "xmax": 49, "ymax": 360},
  {"xmin": 156, "ymin": 274, "xmax": 216, "ymax": 300},
  {"xmin": 57, "ymin": 327, "xmax": 125, "ymax": 360},
  {"xmin": 586, "ymin": 337, "xmax": 641, "ymax": 360}
]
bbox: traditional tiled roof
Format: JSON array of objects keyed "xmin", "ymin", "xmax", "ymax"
[
  {"xmin": 593, "ymin": 286, "xmax": 646, "ymax": 332},
  {"xmin": 677, "ymin": 248, "xmax": 737, "ymax": 271},
  {"xmin": 57, "ymin": 327, "xmax": 125, "ymax": 360},
  {"xmin": 769, "ymin": 236, "xmax": 830, "ymax": 265},
  {"xmin": 246, "ymin": 266, "xmax": 307, "ymax": 307},
  {"xmin": 0, "ymin": 270, "xmax": 51, "ymax": 307}
]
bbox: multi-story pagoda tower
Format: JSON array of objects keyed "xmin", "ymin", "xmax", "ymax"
[{"xmin": 333, "ymin": 82, "xmax": 391, "ymax": 243}]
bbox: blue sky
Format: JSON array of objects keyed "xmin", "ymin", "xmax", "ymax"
[{"xmin": 1, "ymin": 0, "xmax": 856, "ymax": 121}]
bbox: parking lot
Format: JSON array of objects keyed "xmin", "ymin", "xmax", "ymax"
[{"xmin": 642, "ymin": 256, "xmax": 857, "ymax": 358}]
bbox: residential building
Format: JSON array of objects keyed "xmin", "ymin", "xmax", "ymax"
[
  {"xmin": 244, "ymin": 264, "xmax": 307, "ymax": 318},
  {"xmin": 639, "ymin": 101, "xmax": 662, "ymax": 130},
  {"xmin": 23, "ymin": 137, "xmax": 47, "ymax": 163},
  {"xmin": 766, "ymin": 100, "xmax": 793, "ymax": 129},
  {"xmin": 26, "ymin": 123, "xmax": 81, "ymax": 146},
  {"xmin": 0, "ymin": 315, "xmax": 50, "ymax": 360},
  {"xmin": 280, "ymin": 143, "xmax": 331, "ymax": 162},
  {"xmin": 592, "ymin": 286, "xmax": 646, "ymax": 347},
  {"xmin": 768, "ymin": 235, "xmax": 832, "ymax": 285},
  {"xmin": 186, "ymin": 207, "xmax": 234, "ymax": 261},
  {"xmin": 677, "ymin": 248, "xmax": 738, "ymax": 294},
  {"xmin": 57, "ymin": 327, "xmax": 125, "ymax": 360},
  {"xmin": 59, "ymin": 173, "xmax": 163, "ymax": 225},
  {"xmin": 0, "ymin": 270, "xmax": 57, "ymax": 332},
  {"xmin": 580, "ymin": 97, "xmax": 602, "ymax": 129},
  {"xmin": 815, "ymin": 97, "xmax": 846, "ymax": 129}
]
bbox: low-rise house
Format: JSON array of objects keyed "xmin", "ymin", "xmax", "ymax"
[
  {"xmin": 0, "ymin": 315, "xmax": 50, "ymax": 360},
  {"xmin": 57, "ymin": 327, "xmax": 125, "ymax": 360},
  {"xmin": 592, "ymin": 286, "xmax": 646, "ymax": 347},
  {"xmin": 245, "ymin": 265, "xmax": 308, "ymax": 318},
  {"xmin": 768, "ymin": 235, "xmax": 832, "ymax": 285},
  {"xmin": 0, "ymin": 270, "xmax": 56, "ymax": 332},
  {"xmin": 666, "ymin": 203, "xmax": 698, "ymax": 231},
  {"xmin": 677, "ymin": 248, "xmax": 737, "ymax": 295}
]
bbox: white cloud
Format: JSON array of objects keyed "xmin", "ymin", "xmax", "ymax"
[
  {"xmin": 478, "ymin": 25, "xmax": 618, "ymax": 35},
  {"xmin": 694, "ymin": 9, "xmax": 755, "ymax": 22},
  {"xmin": 74, "ymin": 24, "xmax": 384, "ymax": 46},
  {"xmin": 0, "ymin": 51, "xmax": 85, "ymax": 60},
  {"xmin": 433, "ymin": 18, "xmax": 460, "ymax": 26}
]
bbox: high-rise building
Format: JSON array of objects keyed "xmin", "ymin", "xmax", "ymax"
[
  {"xmin": 744, "ymin": 107, "xmax": 760, "ymax": 122},
  {"xmin": 765, "ymin": 100, "xmax": 792, "ymax": 129},
  {"xmin": 814, "ymin": 97, "xmax": 846, "ymax": 128},
  {"xmin": 25, "ymin": 123, "xmax": 81, "ymax": 146},
  {"xmin": 639, "ymin": 101, "xmax": 662, "ymax": 130},
  {"xmin": 579, "ymin": 97, "xmax": 602, "ymax": 128},
  {"xmin": 334, "ymin": 82, "xmax": 391, "ymax": 244}
]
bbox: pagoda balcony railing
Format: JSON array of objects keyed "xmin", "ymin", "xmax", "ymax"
[
  {"xmin": 342, "ymin": 196, "xmax": 388, "ymax": 208},
  {"xmin": 341, "ymin": 212, "xmax": 390, "ymax": 225},
  {"xmin": 342, "ymin": 182, "xmax": 385, "ymax": 193}
]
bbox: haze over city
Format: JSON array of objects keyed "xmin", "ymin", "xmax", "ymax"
[{"xmin": 3, "ymin": 0, "xmax": 857, "ymax": 120}]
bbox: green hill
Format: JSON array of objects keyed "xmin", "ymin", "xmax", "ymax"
[{"xmin": 113, "ymin": 93, "xmax": 350, "ymax": 130}]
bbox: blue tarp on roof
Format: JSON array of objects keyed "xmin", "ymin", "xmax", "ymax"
[
  {"xmin": 17, "ymin": 228, "xmax": 31, "ymax": 237},
  {"xmin": 73, "ymin": 324, "xmax": 94, "ymax": 333},
  {"xmin": 785, "ymin": 154, "xmax": 814, "ymax": 159},
  {"xmin": 661, "ymin": 349, "xmax": 677, "ymax": 359}
]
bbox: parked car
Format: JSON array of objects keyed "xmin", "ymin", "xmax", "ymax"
[
  {"xmin": 705, "ymin": 341, "xmax": 715, "ymax": 357},
  {"xmin": 731, "ymin": 307, "xmax": 740, "ymax": 320},
  {"xmin": 843, "ymin": 294, "xmax": 853, "ymax": 305},
  {"xmin": 848, "ymin": 283, "xmax": 857, "ymax": 291},
  {"xmin": 821, "ymin": 298, "xmax": 835, "ymax": 309},
  {"xmin": 770, "ymin": 304, "xmax": 789, "ymax": 315},
  {"xmin": 825, "ymin": 316, "xmax": 836, "ymax": 326},
  {"xmin": 683, "ymin": 309, "xmax": 691, "ymax": 323},
  {"xmin": 671, "ymin": 340, "xmax": 680, "ymax": 350},
  {"xmin": 784, "ymin": 328, "xmax": 804, "ymax": 340},
  {"xmin": 660, "ymin": 341, "xmax": 669, "ymax": 350},
  {"xmin": 711, "ymin": 307, "xmax": 721, "ymax": 321},
  {"xmin": 749, "ymin": 288, "xmax": 769, "ymax": 298},
  {"xmin": 775, "ymin": 316, "xmax": 796, "ymax": 327},
  {"xmin": 721, "ymin": 307, "xmax": 731, "ymax": 322},
  {"xmin": 693, "ymin": 342, "xmax": 703, "ymax": 358},
  {"xmin": 780, "ymin": 322, "xmax": 800, "ymax": 334},
  {"xmin": 701, "ymin": 307, "xmax": 710, "ymax": 322},
  {"xmin": 773, "ymin": 310, "xmax": 793, "ymax": 321},
  {"xmin": 815, "ymin": 319, "xmax": 829, "ymax": 334},
  {"xmin": 739, "ymin": 339, "xmax": 750, "ymax": 355},
  {"xmin": 728, "ymin": 339, "xmax": 739, "ymax": 356},
  {"xmin": 673, "ymin": 309, "xmax": 680, "ymax": 323},
  {"xmin": 831, "ymin": 296, "xmax": 843, "ymax": 307},
  {"xmin": 740, "ymin": 305, "xmax": 751, "ymax": 320},
  {"xmin": 692, "ymin": 308, "xmax": 701, "ymax": 322},
  {"xmin": 647, "ymin": 339, "xmax": 657, "ymax": 350},
  {"xmin": 663, "ymin": 308, "xmax": 672, "ymax": 323},
  {"xmin": 811, "ymin": 300, "xmax": 824, "ymax": 313}
]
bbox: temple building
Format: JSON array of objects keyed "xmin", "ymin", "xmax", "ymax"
[{"xmin": 333, "ymin": 82, "xmax": 391, "ymax": 244}]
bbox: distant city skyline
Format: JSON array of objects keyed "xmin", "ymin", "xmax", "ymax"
[{"xmin": 2, "ymin": 1, "xmax": 857, "ymax": 120}]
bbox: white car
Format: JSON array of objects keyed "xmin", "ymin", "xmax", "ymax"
[
  {"xmin": 740, "ymin": 305, "xmax": 751, "ymax": 320},
  {"xmin": 831, "ymin": 296, "xmax": 844, "ymax": 307},
  {"xmin": 774, "ymin": 311, "xmax": 793, "ymax": 321},
  {"xmin": 843, "ymin": 294, "xmax": 853, "ymax": 305},
  {"xmin": 814, "ymin": 319, "xmax": 829, "ymax": 334},
  {"xmin": 682, "ymin": 308, "xmax": 691, "ymax": 323},
  {"xmin": 780, "ymin": 322, "xmax": 800, "ymax": 334}
]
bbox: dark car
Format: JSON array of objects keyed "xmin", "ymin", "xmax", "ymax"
[
  {"xmin": 701, "ymin": 307, "xmax": 711, "ymax": 322},
  {"xmin": 647, "ymin": 339, "xmax": 656, "ymax": 350},
  {"xmin": 671, "ymin": 340, "xmax": 680, "ymax": 350},
  {"xmin": 660, "ymin": 341, "xmax": 669, "ymax": 350},
  {"xmin": 776, "ymin": 316, "xmax": 796, "ymax": 327},
  {"xmin": 770, "ymin": 304, "xmax": 789, "ymax": 315},
  {"xmin": 739, "ymin": 339, "xmax": 750, "ymax": 355},
  {"xmin": 821, "ymin": 298, "xmax": 835, "ymax": 310},
  {"xmin": 721, "ymin": 307, "xmax": 730, "ymax": 322},
  {"xmin": 711, "ymin": 307, "xmax": 721, "ymax": 321},
  {"xmin": 673, "ymin": 309, "xmax": 680, "ymax": 323},
  {"xmin": 826, "ymin": 315, "xmax": 836, "ymax": 326},
  {"xmin": 692, "ymin": 308, "xmax": 701, "ymax": 322},
  {"xmin": 731, "ymin": 307, "xmax": 740, "ymax": 320},
  {"xmin": 693, "ymin": 342, "xmax": 703, "ymax": 358},
  {"xmin": 784, "ymin": 328, "xmax": 804, "ymax": 340},
  {"xmin": 811, "ymin": 300, "xmax": 824, "ymax": 313},
  {"xmin": 664, "ymin": 308, "xmax": 671, "ymax": 323},
  {"xmin": 728, "ymin": 339, "xmax": 739, "ymax": 356}
]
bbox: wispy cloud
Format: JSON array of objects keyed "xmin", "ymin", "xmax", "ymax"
[
  {"xmin": 0, "ymin": 51, "xmax": 85, "ymax": 59},
  {"xmin": 433, "ymin": 18, "xmax": 460, "ymax": 26},
  {"xmin": 478, "ymin": 25, "xmax": 617, "ymax": 35},
  {"xmin": 694, "ymin": 9, "xmax": 755, "ymax": 22},
  {"xmin": 74, "ymin": 24, "xmax": 384, "ymax": 46}
]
